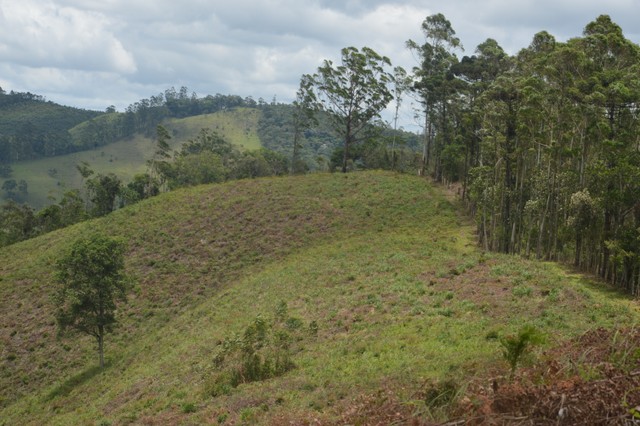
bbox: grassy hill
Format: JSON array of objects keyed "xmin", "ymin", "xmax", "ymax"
[
  {"xmin": 0, "ymin": 92, "xmax": 101, "ymax": 140},
  {"xmin": 0, "ymin": 172, "xmax": 638, "ymax": 425},
  {"xmin": 2, "ymin": 108, "xmax": 263, "ymax": 208}
]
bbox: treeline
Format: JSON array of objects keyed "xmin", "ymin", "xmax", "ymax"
[
  {"xmin": 0, "ymin": 87, "xmax": 262, "ymax": 164},
  {"xmin": 0, "ymin": 127, "xmax": 290, "ymax": 247},
  {"xmin": 257, "ymin": 104, "xmax": 421, "ymax": 172},
  {"xmin": 408, "ymin": 15, "xmax": 640, "ymax": 294}
]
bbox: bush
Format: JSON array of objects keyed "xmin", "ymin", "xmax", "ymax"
[{"xmin": 205, "ymin": 302, "xmax": 315, "ymax": 396}]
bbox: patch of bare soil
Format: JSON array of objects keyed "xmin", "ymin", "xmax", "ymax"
[{"xmin": 422, "ymin": 260, "xmax": 516, "ymax": 318}]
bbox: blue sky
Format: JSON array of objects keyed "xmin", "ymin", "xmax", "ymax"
[{"xmin": 1, "ymin": 0, "xmax": 638, "ymax": 129}]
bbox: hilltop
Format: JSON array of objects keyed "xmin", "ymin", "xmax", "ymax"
[{"xmin": 0, "ymin": 171, "xmax": 638, "ymax": 425}]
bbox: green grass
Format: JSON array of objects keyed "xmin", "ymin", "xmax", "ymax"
[
  {"xmin": 1, "ymin": 108, "xmax": 263, "ymax": 208},
  {"xmin": 166, "ymin": 107, "xmax": 262, "ymax": 151},
  {"xmin": 0, "ymin": 171, "xmax": 638, "ymax": 425}
]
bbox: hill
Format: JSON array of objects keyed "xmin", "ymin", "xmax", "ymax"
[
  {"xmin": 0, "ymin": 90, "xmax": 102, "ymax": 163},
  {"xmin": 0, "ymin": 171, "xmax": 638, "ymax": 424},
  {"xmin": 2, "ymin": 108, "xmax": 264, "ymax": 208}
]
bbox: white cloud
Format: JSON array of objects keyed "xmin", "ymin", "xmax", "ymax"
[
  {"xmin": 0, "ymin": 0, "xmax": 136, "ymax": 74},
  {"xmin": 0, "ymin": 0, "xmax": 638, "ymax": 115}
]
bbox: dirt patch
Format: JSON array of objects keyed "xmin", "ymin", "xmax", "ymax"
[{"xmin": 422, "ymin": 260, "xmax": 515, "ymax": 318}]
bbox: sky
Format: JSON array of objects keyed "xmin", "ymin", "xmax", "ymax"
[{"xmin": 1, "ymin": 0, "xmax": 639, "ymax": 129}]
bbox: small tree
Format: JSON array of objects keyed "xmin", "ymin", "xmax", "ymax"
[
  {"xmin": 500, "ymin": 325, "xmax": 544, "ymax": 380},
  {"xmin": 54, "ymin": 234, "xmax": 130, "ymax": 368}
]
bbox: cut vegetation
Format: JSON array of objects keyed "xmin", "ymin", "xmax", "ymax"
[{"xmin": 0, "ymin": 171, "xmax": 638, "ymax": 425}]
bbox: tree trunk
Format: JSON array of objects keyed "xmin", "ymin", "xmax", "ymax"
[
  {"xmin": 342, "ymin": 119, "xmax": 351, "ymax": 174},
  {"xmin": 98, "ymin": 326, "xmax": 105, "ymax": 369},
  {"xmin": 575, "ymin": 234, "xmax": 582, "ymax": 268}
]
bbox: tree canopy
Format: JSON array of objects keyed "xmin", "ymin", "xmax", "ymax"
[
  {"xmin": 53, "ymin": 234, "xmax": 130, "ymax": 368},
  {"xmin": 304, "ymin": 46, "xmax": 394, "ymax": 172}
]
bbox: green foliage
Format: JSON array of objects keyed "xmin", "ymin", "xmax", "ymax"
[
  {"xmin": 0, "ymin": 90, "xmax": 102, "ymax": 163},
  {"xmin": 305, "ymin": 46, "xmax": 394, "ymax": 172},
  {"xmin": 400, "ymin": 13, "xmax": 640, "ymax": 295},
  {"xmin": 53, "ymin": 234, "xmax": 130, "ymax": 368},
  {"xmin": 0, "ymin": 200, "xmax": 35, "ymax": 246},
  {"xmin": 499, "ymin": 325, "xmax": 545, "ymax": 379},
  {"xmin": 86, "ymin": 173, "xmax": 122, "ymax": 217},
  {"xmin": 206, "ymin": 302, "xmax": 312, "ymax": 397}
]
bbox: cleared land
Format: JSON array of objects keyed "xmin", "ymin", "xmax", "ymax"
[{"xmin": 0, "ymin": 171, "xmax": 638, "ymax": 425}]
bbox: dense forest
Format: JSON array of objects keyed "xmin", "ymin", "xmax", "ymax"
[
  {"xmin": 402, "ymin": 14, "xmax": 640, "ymax": 295},
  {"xmin": 0, "ymin": 89, "xmax": 102, "ymax": 162}
]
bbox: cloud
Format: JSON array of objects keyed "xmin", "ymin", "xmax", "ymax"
[
  {"xmin": 0, "ymin": 0, "xmax": 638, "ymax": 115},
  {"xmin": 0, "ymin": 0, "xmax": 136, "ymax": 74}
]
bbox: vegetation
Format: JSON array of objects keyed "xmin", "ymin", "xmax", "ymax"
[
  {"xmin": 1, "ymin": 10, "xmax": 640, "ymax": 424},
  {"xmin": 0, "ymin": 172, "xmax": 638, "ymax": 424},
  {"xmin": 206, "ymin": 302, "xmax": 313, "ymax": 397},
  {"xmin": 403, "ymin": 14, "xmax": 640, "ymax": 296},
  {"xmin": 54, "ymin": 234, "xmax": 130, "ymax": 368},
  {"xmin": 0, "ymin": 89, "xmax": 102, "ymax": 163},
  {"xmin": 304, "ymin": 46, "xmax": 394, "ymax": 173},
  {"xmin": 499, "ymin": 325, "xmax": 545, "ymax": 379}
]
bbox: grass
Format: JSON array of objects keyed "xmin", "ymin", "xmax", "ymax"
[
  {"xmin": 166, "ymin": 107, "xmax": 262, "ymax": 151},
  {"xmin": 0, "ymin": 171, "xmax": 638, "ymax": 425},
  {"xmin": 1, "ymin": 108, "xmax": 263, "ymax": 208}
]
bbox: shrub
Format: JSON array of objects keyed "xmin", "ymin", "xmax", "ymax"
[
  {"xmin": 500, "ymin": 325, "xmax": 544, "ymax": 379},
  {"xmin": 206, "ymin": 302, "xmax": 315, "ymax": 396}
]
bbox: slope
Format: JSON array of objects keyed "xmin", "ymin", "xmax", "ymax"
[
  {"xmin": 0, "ymin": 172, "xmax": 638, "ymax": 425},
  {"xmin": 0, "ymin": 91, "xmax": 102, "ymax": 162},
  {"xmin": 2, "ymin": 108, "xmax": 262, "ymax": 208}
]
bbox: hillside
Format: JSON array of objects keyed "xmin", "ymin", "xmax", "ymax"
[
  {"xmin": 0, "ymin": 91, "xmax": 102, "ymax": 163},
  {"xmin": 0, "ymin": 171, "xmax": 638, "ymax": 425},
  {"xmin": 2, "ymin": 108, "xmax": 264, "ymax": 208}
]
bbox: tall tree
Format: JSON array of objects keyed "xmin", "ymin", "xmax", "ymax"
[
  {"xmin": 291, "ymin": 74, "xmax": 317, "ymax": 174},
  {"xmin": 390, "ymin": 66, "xmax": 412, "ymax": 170},
  {"xmin": 54, "ymin": 234, "xmax": 130, "ymax": 368},
  {"xmin": 305, "ymin": 46, "xmax": 394, "ymax": 172},
  {"xmin": 407, "ymin": 13, "xmax": 462, "ymax": 177}
]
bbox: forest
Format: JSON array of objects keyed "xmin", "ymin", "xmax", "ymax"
[{"xmin": 398, "ymin": 14, "xmax": 640, "ymax": 296}]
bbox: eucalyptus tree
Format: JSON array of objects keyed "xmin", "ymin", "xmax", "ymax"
[
  {"xmin": 304, "ymin": 46, "xmax": 394, "ymax": 173},
  {"xmin": 291, "ymin": 74, "xmax": 317, "ymax": 174},
  {"xmin": 577, "ymin": 15, "xmax": 640, "ymax": 284},
  {"xmin": 452, "ymin": 38, "xmax": 511, "ymax": 199},
  {"xmin": 390, "ymin": 66, "xmax": 412, "ymax": 170},
  {"xmin": 407, "ymin": 13, "xmax": 462, "ymax": 177}
]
